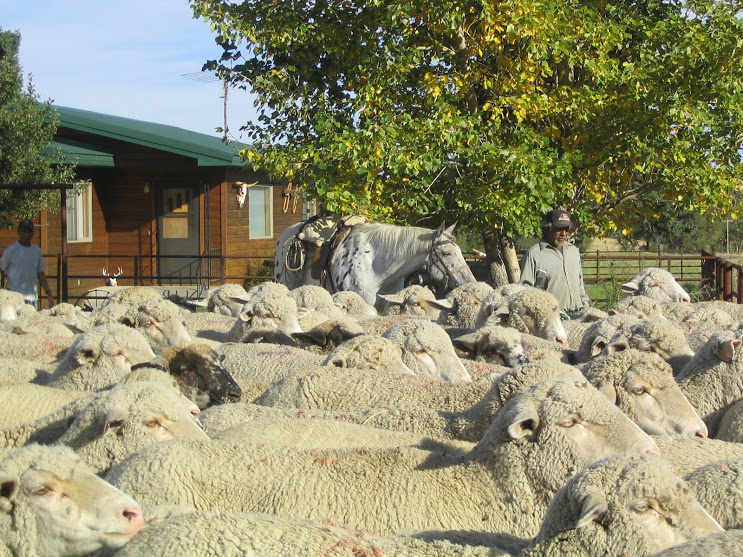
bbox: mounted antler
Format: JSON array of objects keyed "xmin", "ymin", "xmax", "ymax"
[{"xmin": 102, "ymin": 267, "xmax": 123, "ymax": 286}]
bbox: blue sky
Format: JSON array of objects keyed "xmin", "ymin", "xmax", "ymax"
[{"xmin": 2, "ymin": 0, "xmax": 258, "ymax": 139}]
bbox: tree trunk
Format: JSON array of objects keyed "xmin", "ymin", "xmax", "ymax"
[{"xmin": 482, "ymin": 229, "xmax": 521, "ymax": 287}]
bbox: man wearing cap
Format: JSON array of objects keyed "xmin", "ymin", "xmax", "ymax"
[
  {"xmin": 0, "ymin": 220, "xmax": 55, "ymax": 308},
  {"xmin": 518, "ymin": 208, "xmax": 590, "ymax": 317}
]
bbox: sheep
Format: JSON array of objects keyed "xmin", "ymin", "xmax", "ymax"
[
  {"xmin": 55, "ymin": 381, "xmax": 209, "ymax": 474},
  {"xmin": 683, "ymin": 458, "xmax": 743, "ymax": 530},
  {"xmin": 149, "ymin": 342, "xmax": 242, "ymax": 409},
  {"xmin": 0, "ymin": 384, "xmax": 90, "ymax": 428},
  {"xmin": 378, "ymin": 284, "xmax": 449, "ymax": 319},
  {"xmin": 212, "ymin": 417, "xmax": 473, "ymax": 453},
  {"xmin": 520, "ymin": 453, "xmax": 724, "ymax": 557},
  {"xmin": 0, "ymin": 301, "xmax": 83, "ymax": 337},
  {"xmin": 479, "ymin": 287, "xmax": 569, "ymax": 346},
  {"xmin": 654, "ymin": 530, "xmax": 743, "ymax": 557},
  {"xmin": 182, "ymin": 311, "xmax": 235, "ymax": 343},
  {"xmin": 0, "ymin": 357, "xmax": 56, "ymax": 385},
  {"xmin": 289, "ymin": 284, "xmax": 345, "ymax": 319},
  {"xmin": 321, "ymin": 334, "xmax": 416, "ymax": 375},
  {"xmin": 621, "ymin": 267, "xmax": 692, "ymax": 303},
  {"xmin": 0, "ymin": 288, "xmax": 26, "ymax": 322},
  {"xmin": 107, "ymin": 509, "xmax": 504, "ymax": 557},
  {"xmin": 605, "ymin": 317, "xmax": 695, "ymax": 375},
  {"xmin": 0, "ymin": 330, "xmax": 74, "ymax": 365},
  {"xmin": 473, "ymin": 283, "xmax": 528, "ymax": 327},
  {"xmin": 102, "ymin": 285, "xmax": 162, "ymax": 306},
  {"xmin": 675, "ymin": 329, "xmax": 743, "ymax": 436},
  {"xmin": 581, "ymin": 349, "xmax": 707, "ymax": 437},
  {"xmin": 255, "ymin": 364, "xmax": 491, "ymax": 413},
  {"xmin": 355, "ymin": 313, "xmax": 413, "ymax": 335},
  {"xmin": 381, "ymin": 318, "xmax": 472, "ymax": 383},
  {"xmin": 225, "ymin": 289, "xmax": 308, "ymax": 342},
  {"xmin": 0, "ymin": 444, "xmax": 144, "ymax": 557},
  {"xmin": 651, "ymin": 435, "xmax": 743, "ymax": 476},
  {"xmin": 201, "ymin": 282, "xmax": 250, "ymax": 316},
  {"xmin": 716, "ymin": 398, "xmax": 743, "ymax": 443},
  {"xmin": 198, "ymin": 359, "xmax": 584, "ymax": 442},
  {"xmin": 573, "ymin": 313, "xmax": 640, "ymax": 363},
  {"xmin": 105, "ymin": 376, "xmax": 660, "ymax": 538},
  {"xmin": 436, "ymin": 281, "xmax": 493, "ymax": 329},
  {"xmin": 292, "ymin": 316, "xmax": 365, "ymax": 354},
  {"xmin": 44, "ymin": 323, "xmax": 157, "ymax": 391},
  {"xmin": 214, "ymin": 342, "xmax": 325, "ymax": 401},
  {"xmin": 332, "ymin": 290, "xmax": 378, "ymax": 316},
  {"xmin": 608, "ymin": 294, "xmax": 667, "ymax": 319},
  {"xmin": 452, "ymin": 325, "xmax": 529, "ymax": 368}
]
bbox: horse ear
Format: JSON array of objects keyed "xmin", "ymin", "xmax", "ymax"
[
  {"xmin": 436, "ymin": 222, "xmax": 446, "ymax": 235},
  {"xmin": 443, "ymin": 222, "xmax": 457, "ymax": 236}
]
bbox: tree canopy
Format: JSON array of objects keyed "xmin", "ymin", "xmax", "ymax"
[
  {"xmin": 0, "ymin": 30, "xmax": 75, "ymax": 228},
  {"xmin": 192, "ymin": 0, "xmax": 743, "ymax": 256}
]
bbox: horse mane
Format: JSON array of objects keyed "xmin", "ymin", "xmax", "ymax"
[{"xmin": 358, "ymin": 223, "xmax": 434, "ymax": 257}]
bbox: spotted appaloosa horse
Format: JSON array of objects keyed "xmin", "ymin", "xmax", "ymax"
[{"xmin": 275, "ymin": 221, "xmax": 476, "ymax": 307}]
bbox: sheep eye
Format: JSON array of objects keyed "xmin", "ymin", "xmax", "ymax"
[
  {"xmin": 559, "ymin": 418, "xmax": 579, "ymax": 428},
  {"xmin": 632, "ymin": 386, "xmax": 647, "ymax": 396},
  {"xmin": 32, "ymin": 486, "xmax": 53, "ymax": 496},
  {"xmin": 144, "ymin": 419, "xmax": 165, "ymax": 431}
]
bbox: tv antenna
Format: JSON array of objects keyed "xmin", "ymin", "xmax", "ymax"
[{"xmin": 181, "ymin": 70, "xmax": 229, "ymax": 139}]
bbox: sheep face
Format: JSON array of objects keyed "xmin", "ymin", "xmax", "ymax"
[
  {"xmin": 453, "ymin": 326, "xmax": 528, "ymax": 368},
  {"xmin": 136, "ymin": 299, "xmax": 193, "ymax": 352},
  {"xmin": 0, "ymin": 289, "xmax": 26, "ymax": 323},
  {"xmin": 529, "ymin": 453, "xmax": 722, "ymax": 556},
  {"xmin": 168, "ymin": 346, "xmax": 242, "ymax": 409},
  {"xmin": 491, "ymin": 289, "xmax": 569, "ymax": 346},
  {"xmin": 621, "ymin": 267, "xmax": 691, "ymax": 303},
  {"xmin": 0, "ymin": 445, "xmax": 143, "ymax": 556}
]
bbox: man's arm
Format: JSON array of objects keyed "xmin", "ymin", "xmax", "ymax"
[
  {"xmin": 518, "ymin": 250, "xmax": 537, "ymax": 287},
  {"xmin": 38, "ymin": 271, "xmax": 55, "ymax": 305}
]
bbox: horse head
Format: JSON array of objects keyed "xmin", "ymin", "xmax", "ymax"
[{"xmin": 425, "ymin": 222, "xmax": 476, "ymax": 295}]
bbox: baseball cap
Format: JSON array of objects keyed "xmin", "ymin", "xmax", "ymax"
[
  {"xmin": 545, "ymin": 209, "xmax": 573, "ymax": 229},
  {"xmin": 17, "ymin": 220, "xmax": 34, "ymax": 231}
]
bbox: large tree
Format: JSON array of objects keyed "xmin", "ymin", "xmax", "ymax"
[
  {"xmin": 0, "ymin": 30, "xmax": 75, "ymax": 228},
  {"xmin": 192, "ymin": 0, "xmax": 743, "ymax": 285}
]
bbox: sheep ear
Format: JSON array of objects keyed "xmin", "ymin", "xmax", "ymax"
[
  {"xmin": 576, "ymin": 493, "xmax": 608, "ymax": 529},
  {"xmin": 493, "ymin": 303, "xmax": 510, "ymax": 320},
  {"xmin": 590, "ymin": 338, "xmax": 608, "ymax": 357},
  {"xmin": 296, "ymin": 307, "xmax": 311, "ymax": 319},
  {"xmin": 229, "ymin": 295, "xmax": 251, "ymax": 306},
  {"xmin": 428, "ymin": 299, "xmax": 454, "ymax": 311},
  {"xmin": 451, "ymin": 333, "xmax": 478, "ymax": 355},
  {"xmin": 377, "ymin": 294, "xmax": 403, "ymax": 305},
  {"xmin": 594, "ymin": 380, "xmax": 617, "ymax": 404},
  {"xmin": 0, "ymin": 477, "xmax": 18, "ymax": 513},
  {"xmin": 118, "ymin": 315, "xmax": 136, "ymax": 328},
  {"xmin": 327, "ymin": 356, "xmax": 348, "ymax": 368},
  {"xmin": 621, "ymin": 281, "xmax": 640, "ymax": 294},
  {"xmin": 74, "ymin": 342, "xmax": 100, "ymax": 365},
  {"xmin": 605, "ymin": 340, "xmax": 629, "ymax": 354},
  {"xmin": 293, "ymin": 330, "xmax": 327, "ymax": 346},
  {"xmin": 718, "ymin": 339, "xmax": 742, "ymax": 363},
  {"xmin": 238, "ymin": 310, "xmax": 253, "ymax": 323},
  {"xmin": 506, "ymin": 406, "xmax": 540, "ymax": 441},
  {"xmin": 104, "ymin": 408, "xmax": 128, "ymax": 434}
]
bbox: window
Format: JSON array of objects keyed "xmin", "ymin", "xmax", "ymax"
[
  {"xmin": 249, "ymin": 185, "xmax": 273, "ymax": 238},
  {"xmin": 67, "ymin": 183, "xmax": 92, "ymax": 242}
]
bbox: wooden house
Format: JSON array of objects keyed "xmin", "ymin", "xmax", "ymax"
[{"xmin": 0, "ymin": 106, "xmax": 307, "ymax": 304}]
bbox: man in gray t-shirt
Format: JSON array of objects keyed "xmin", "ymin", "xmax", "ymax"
[
  {"xmin": 518, "ymin": 208, "xmax": 590, "ymax": 317},
  {"xmin": 0, "ymin": 220, "xmax": 55, "ymax": 308}
]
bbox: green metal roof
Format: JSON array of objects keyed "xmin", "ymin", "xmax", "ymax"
[
  {"xmin": 52, "ymin": 105, "xmax": 249, "ymax": 167},
  {"xmin": 43, "ymin": 138, "xmax": 116, "ymax": 167}
]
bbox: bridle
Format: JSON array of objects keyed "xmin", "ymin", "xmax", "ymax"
[{"xmin": 424, "ymin": 232, "xmax": 468, "ymax": 294}]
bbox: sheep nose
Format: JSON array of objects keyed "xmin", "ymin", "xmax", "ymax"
[
  {"xmin": 556, "ymin": 336, "xmax": 568, "ymax": 346},
  {"xmin": 643, "ymin": 443, "xmax": 662, "ymax": 457},
  {"xmin": 694, "ymin": 427, "xmax": 708, "ymax": 438},
  {"xmin": 122, "ymin": 506, "xmax": 144, "ymax": 532}
]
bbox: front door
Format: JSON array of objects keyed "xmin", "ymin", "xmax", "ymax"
[{"xmin": 156, "ymin": 184, "xmax": 199, "ymax": 284}]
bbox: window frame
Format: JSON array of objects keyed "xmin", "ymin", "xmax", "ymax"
[
  {"xmin": 66, "ymin": 182, "xmax": 93, "ymax": 243},
  {"xmin": 248, "ymin": 184, "xmax": 273, "ymax": 239}
]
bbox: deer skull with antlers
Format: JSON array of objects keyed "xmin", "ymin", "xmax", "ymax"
[{"xmin": 102, "ymin": 267, "xmax": 123, "ymax": 286}]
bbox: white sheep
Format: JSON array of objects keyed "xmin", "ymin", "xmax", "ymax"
[
  {"xmin": 321, "ymin": 334, "xmax": 416, "ymax": 375},
  {"xmin": 202, "ymin": 282, "xmax": 250, "ymax": 316},
  {"xmin": 381, "ymin": 318, "xmax": 472, "ymax": 383},
  {"xmin": 521, "ymin": 453, "xmax": 723, "ymax": 557},
  {"xmin": 0, "ymin": 384, "xmax": 90, "ymax": 428},
  {"xmin": 378, "ymin": 284, "xmax": 449, "ymax": 319},
  {"xmin": 45, "ymin": 323, "xmax": 157, "ymax": 391},
  {"xmin": 676, "ymin": 329, "xmax": 743, "ymax": 436},
  {"xmin": 605, "ymin": 317, "xmax": 695, "ymax": 375},
  {"xmin": 573, "ymin": 313, "xmax": 640, "ymax": 363},
  {"xmin": 332, "ymin": 290, "xmax": 378, "ymax": 316},
  {"xmin": 653, "ymin": 530, "xmax": 743, "ymax": 556},
  {"xmin": 436, "ymin": 280, "xmax": 494, "ymax": 329},
  {"xmin": 479, "ymin": 287, "xmax": 569, "ymax": 346},
  {"xmin": 105, "ymin": 376, "xmax": 659, "ymax": 538},
  {"xmin": 225, "ymin": 289, "xmax": 308, "ymax": 342},
  {"xmin": 102, "ymin": 285, "xmax": 162, "ymax": 306},
  {"xmin": 581, "ymin": 349, "xmax": 707, "ymax": 437},
  {"xmin": 651, "ymin": 435, "xmax": 743, "ymax": 476},
  {"xmin": 684, "ymin": 457, "xmax": 743, "ymax": 530},
  {"xmin": 609, "ymin": 294, "xmax": 667, "ymax": 319},
  {"xmin": 255, "ymin": 363, "xmax": 491, "ymax": 413},
  {"xmin": 473, "ymin": 283, "xmax": 527, "ymax": 327},
  {"xmin": 716, "ymin": 398, "xmax": 743, "ymax": 443},
  {"xmin": 452, "ymin": 325, "xmax": 529, "ymax": 368},
  {"xmin": 182, "ymin": 311, "xmax": 236, "ymax": 344},
  {"xmin": 289, "ymin": 284, "xmax": 345, "ymax": 320},
  {"xmin": 0, "ymin": 288, "xmax": 26, "ymax": 322},
  {"xmin": 621, "ymin": 267, "xmax": 692, "ymax": 303},
  {"xmin": 0, "ymin": 444, "xmax": 144, "ymax": 556},
  {"xmin": 0, "ymin": 330, "xmax": 74, "ymax": 365},
  {"xmin": 55, "ymin": 381, "xmax": 209, "ymax": 474}
]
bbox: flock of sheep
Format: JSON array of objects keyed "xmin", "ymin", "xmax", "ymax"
[{"xmin": 3, "ymin": 266, "xmax": 743, "ymax": 555}]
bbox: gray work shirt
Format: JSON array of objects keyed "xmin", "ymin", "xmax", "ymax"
[{"xmin": 518, "ymin": 239, "xmax": 590, "ymax": 314}]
